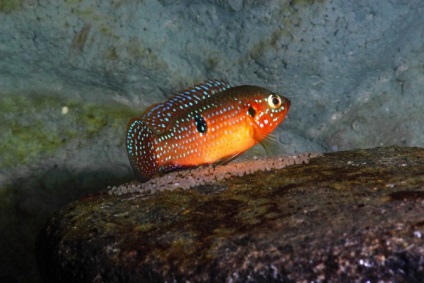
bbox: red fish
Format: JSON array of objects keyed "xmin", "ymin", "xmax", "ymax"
[{"xmin": 127, "ymin": 80, "xmax": 290, "ymax": 182}]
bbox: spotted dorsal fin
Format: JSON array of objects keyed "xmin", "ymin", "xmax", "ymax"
[{"xmin": 142, "ymin": 80, "xmax": 231, "ymax": 135}]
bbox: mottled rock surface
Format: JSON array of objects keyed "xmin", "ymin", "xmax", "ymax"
[{"xmin": 39, "ymin": 147, "xmax": 424, "ymax": 282}]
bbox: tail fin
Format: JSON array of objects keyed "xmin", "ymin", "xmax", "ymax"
[{"xmin": 126, "ymin": 118, "xmax": 158, "ymax": 182}]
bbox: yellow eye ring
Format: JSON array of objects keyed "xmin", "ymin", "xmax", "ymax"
[{"xmin": 267, "ymin": 94, "xmax": 282, "ymax": 109}]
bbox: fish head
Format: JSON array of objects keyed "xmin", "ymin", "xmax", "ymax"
[{"xmin": 243, "ymin": 87, "xmax": 291, "ymax": 142}]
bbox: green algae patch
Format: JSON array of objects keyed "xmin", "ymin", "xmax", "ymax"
[
  {"xmin": 0, "ymin": 92, "xmax": 137, "ymax": 169},
  {"xmin": 290, "ymin": 0, "xmax": 326, "ymax": 6},
  {"xmin": 0, "ymin": 0, "xmax": 23, "ymax": 13}
]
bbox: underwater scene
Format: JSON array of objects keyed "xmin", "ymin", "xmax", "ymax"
[{"xmin": 1, "ymin": 0, "xmax": 424, "ymax": 282}]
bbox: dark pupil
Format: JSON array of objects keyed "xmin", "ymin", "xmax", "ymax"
[
  {"xmin": 272, "ymin": 96, "xmax": 280, "ymax": 106},
  {"xmin": 195, "ymin": 114, "xmax": 207, "ymax": 134},
  {"xmin": 248, "ymin": 106, "xmax": 256, "ymax": 118}
]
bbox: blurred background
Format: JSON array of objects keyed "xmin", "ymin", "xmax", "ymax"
[{"xmin": 1, "ymin": 0, "xmax": 424, "ymax": 282}]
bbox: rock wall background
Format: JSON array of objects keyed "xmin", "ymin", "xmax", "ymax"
[{"xmin": 1, "ymin": 0, "xmax": 423, "ymax": 282}]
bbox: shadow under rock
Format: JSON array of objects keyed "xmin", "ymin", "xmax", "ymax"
[{"xmin": 1, "ymin": 163, "xmax": 134, "ymax": 283}]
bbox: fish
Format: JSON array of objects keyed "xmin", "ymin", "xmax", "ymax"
[{"xmin": 126, "ymin": 80, "xmax": 291, "ymax": 182}]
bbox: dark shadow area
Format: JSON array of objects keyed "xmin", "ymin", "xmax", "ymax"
[{"xmin": 0, "ymin": 164, "xmax": 134, "ymax": 283}]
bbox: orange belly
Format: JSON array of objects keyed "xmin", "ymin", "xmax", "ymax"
[{"xmin": 155, "ymin": 114, "xmax": 256, "ymax": 168}]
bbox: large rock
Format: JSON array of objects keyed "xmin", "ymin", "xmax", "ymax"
[{"xmin": 38, "ymin": 147, "xmax": 424, "ymax": 282}]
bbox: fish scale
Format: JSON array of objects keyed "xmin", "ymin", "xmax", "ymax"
[
  {"xmin": 127, "ymin": 80, "xmax": 291, "ymax": 182},
  {"xmin": 144, "ymin": 80, "xmax": 231, "ymax": 134}
]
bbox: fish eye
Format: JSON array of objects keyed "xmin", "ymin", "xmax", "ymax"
[{"xmin": 267, "ymin": 94, "xmax": 282, "ymax": 109}]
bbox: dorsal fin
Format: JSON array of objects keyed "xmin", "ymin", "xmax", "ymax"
[{"xmin": 142, "ymin": 80, "xmax": 231, "ymax": 135}]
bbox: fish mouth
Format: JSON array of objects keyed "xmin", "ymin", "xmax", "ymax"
[{"xmin": 284, "ymin": 97, "xmax": 291, "ymax": 109}]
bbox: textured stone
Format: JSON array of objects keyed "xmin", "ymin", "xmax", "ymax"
[
  {"xmin": 108, "ymin": 153, "xmax": 322, "ymax": 194},
  {"xmin": 39, "ymin": 147, "xmax": 424, "ymax": 282}
]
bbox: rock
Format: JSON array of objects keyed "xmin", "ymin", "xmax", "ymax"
[{"xmin": 38, "ymin": 147, "xmax": 424, "ymax": 282}]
